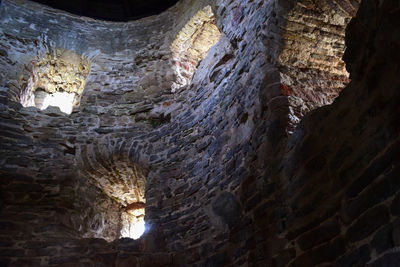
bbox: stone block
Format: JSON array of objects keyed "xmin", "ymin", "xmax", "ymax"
[
  {"xmin": 345, "ymin": 141, "xmax": 400, "ymax": 198},
  {"xmin": 371, "ymin": 224, "xmax": 393, "ymax": 254},
  {"xmin": 329, "ymin": 143, "xmax": 353, "ymax": 171},
  {"xmin": 369, "ymin": 251, "xmax": 400, "ymax": 267},
  {"xmin": 212, "ymin": 191, "xmax": 241, "ymax": 228},
  {"xmin": 392, "ymin": 217, "xmax": 400, "ymax": 246},
  {"xmin": 263, "ymin": 236, "xmax": 287, "ymax": 258},
  {"xmin": 0, "ymin": 248, "xmax": 25, "ymax": 257},
  {"xmin": 341, "ymin": 165, "xmax": 400, "ymax": 224},
  {"xmin": 292, "ymin": 237, "xmax": 346, "ymax": 266},
  {"xmin": 335, "ymin": 244, "xmax": 370, "ymax": 267},
  {"xmin": 92, "ymin": 252, "xmax": 118, "ymax": 267},
  {"xmin": 13, "ymin": 258, "xmax": 43, "ymax": 266},
  {"xmin": 202, "ymin": 252, "xmax": 227, "ymax": 266},
  {"xmin": 391, "ymin": 193, "xmax": 400, "ymax": 215},
  {"xmin": 297, "ymin": 217, "xmax": 341, "ymax": 251},
  {"xmin": 273, "ymin": 248, "xmax": 296, "ymax": 267},
  {"xmin": 115, "ymin": 254, "xmax": 139, "ymax": 267},
  {"xmin": 244, "ymin": 192, "xmax": 261, "ymax": 212},
  {"xmin": 346, "ymin": 205, "xmax": 389, "ymax": 243},
  {"xmin": 49, "ymin": 256, "xmax": 80, "ymax": 265}
]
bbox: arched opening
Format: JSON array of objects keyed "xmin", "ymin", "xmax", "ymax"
[
  {"xmin": 277, "ymin": 0, "xmax": 359, "ymax": 110},
  {"xmin": 20, "ymin": 48, "xmax": 91, "ymax": 114},
  {"xmin": 170, "ymin": 5, "xmax": 221, "ymax": 92},
  {"xmin": 79, "ymin": 146, "xmax": 148, "ymax": 240},
  {"xmin": 121, "ymin": 201, "xmax": 146, "ymax": 239}
]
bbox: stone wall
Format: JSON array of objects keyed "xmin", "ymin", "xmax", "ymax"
[
  {"xmin": 277, "ymin": 0, "xmax": 359, "ymax": 110},
  {"xmin": 1, "ymin": 0, "xmax": 400, "ymax": 266},
  {"xmin": 21, "ymin": 48, "xmax": 91, "ymax": 113}
]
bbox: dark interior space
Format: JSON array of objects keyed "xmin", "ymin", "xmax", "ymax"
[
  {"xmin": 31, "ymin": 0, "xmax": 180, "ymax": 21},
  {"xmin": 0, "ymin": 0, "xmax": 400, "ymax": 266}
]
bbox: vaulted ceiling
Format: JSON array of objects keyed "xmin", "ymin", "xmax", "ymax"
[{"xmin": 31, "ymin": 0, "xmax": 180, "ymax": 21}]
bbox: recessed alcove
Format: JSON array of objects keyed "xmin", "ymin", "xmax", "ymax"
[
  {"xmin": 276, "ymin": 0, "xmax": 357, "ymax": 110},
  {"xmin": 121, "ymin": 201, "xmax": 146, "ymax": 239},
  {"xmin": 79, "ymin": 146, "xmax": 148, "ymax": 240},
  {"xmin": 170, "ymin": 5, "xmax": 221, "ymax": 92},
  {"xmin": 20, "ymin": 48, "xmax": 91, "ymax": 114}
]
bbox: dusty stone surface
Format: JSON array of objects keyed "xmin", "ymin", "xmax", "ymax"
[
  {"xmin": 170, "ymin": 5, "xmax": 221, "ymax": 91},
  {"xmin": 20, "ymin": 48, "xmax": 91, "ymax": 114},
  {"xmin": 0, "ymin": 0, "xmax": 400, "ymax": 266}
]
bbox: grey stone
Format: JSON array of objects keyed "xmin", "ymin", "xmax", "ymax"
[{"xmin": 212, "ymin": 192, "xmax": 241, "ymax": 228}]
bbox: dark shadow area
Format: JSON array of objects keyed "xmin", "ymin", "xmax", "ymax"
[{"xmin": 31, "ymin": 0, "xmax": 179, "ymax": 21}]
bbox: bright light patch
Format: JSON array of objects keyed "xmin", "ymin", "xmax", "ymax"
[
  {"xmin": 38, "ymin": 91, "xmax": 76, "ymax": 114},
  {"xmin": 170, "ymin": 5, "xmax": 220, "ymax": 91},
  {"xmin": 120, "ymin": 206, "xmax": 145, "ymax": 239},
  {"xmin": 121, "ymin": 217, "xmax": 145, "ymax": 239},
  {"xmin": 20, "ymin": 48, "xmax": 90, "ymax": 114}
]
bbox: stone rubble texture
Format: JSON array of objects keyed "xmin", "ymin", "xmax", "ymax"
[
  {"xmin": 170, "ymin": 5, "xmax": 221, "ymax": 91},
  {"xmin": 20, "ymin": 48, "xmax": 91, "ymax": 109},
  {"xmin": 0, "ymin": 0, "xmax": 399, "ymax": 266}
]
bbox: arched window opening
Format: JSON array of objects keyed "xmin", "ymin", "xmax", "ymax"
[
  {"xmin": 20, "ymin": 49, "xmax": 91, "ymax": 114},
  {"xmin": 170, "ymin": 5, "xmax": 221, "ymax": 92},
  {"xmin": 276, "ymin": 1, "xmax": 357, "ymax": 110},
  {"xmin": 82, "ymin": 156, "xmax": 148, "ymax": 240},
  {"xmin": 121, "ymin": 202, "xmax": 146, "ymax": 239}
]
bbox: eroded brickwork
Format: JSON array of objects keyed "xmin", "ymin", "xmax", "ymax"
[{"xmin": 0, "ymin": 0, "xmax": 399, "ymax": 266}]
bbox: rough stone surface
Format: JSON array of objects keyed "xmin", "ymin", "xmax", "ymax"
[
  {"xmin": 212, "ymin": 191, "xmax": 241, "ymax": 228},
  {"xmin": 0, "ymin": 0, "xmax": 400, "ymax": 266},
  {"xmin": 20, "ymin": 48, "xmax": 91, "ymax": 113}
]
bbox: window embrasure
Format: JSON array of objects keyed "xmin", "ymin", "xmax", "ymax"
[
  {"xmin": 170, "ymin": 5, "xmax": 221, "ymax": 92},
  {"xmin": 20, "ymin": 48, "xmax": 91, "ymax": 114}
]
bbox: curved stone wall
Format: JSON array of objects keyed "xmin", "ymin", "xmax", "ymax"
[{"xmin": 1, "ymin": 0, "xmax": 400, "ymax": 266}]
